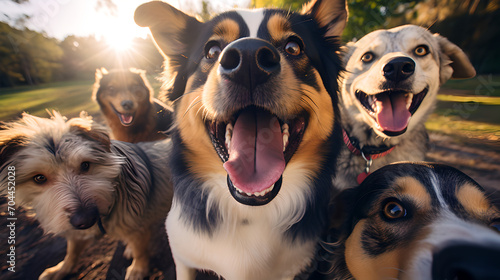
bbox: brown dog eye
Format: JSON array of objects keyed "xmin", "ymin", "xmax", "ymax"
[
  {"xmin": 491, "ymin": 220, "xmax": 500, "ymax": 232},
  {"xmin": 285, "ymin": 41, "xmax": 301, "ymax": 56},
  {"xmin": 33, "ymin": 174, "xmax": 47, "ymax": 184},
  {"xmin": 206, "ymin": 45, "xmax": 222, "ymax": 60},
  {"xmin": 361, "ymin": 52, "xmax": 374, "ymax": 63},
  {"xmin": 81, "ymin": 161, "xmax": 90, "ymax": 172},
  {"xmin": 383, "ymin": 201, "xmax": 406, "ymax": 219},
  {"xmin": 414, "ymin": 45, "xmax": 429, "ymax": 56}
]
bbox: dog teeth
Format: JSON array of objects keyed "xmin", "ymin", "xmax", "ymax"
[
  {"xmin": 406, "ymin": 93, "xmax": 414, "ymax": 110},
  {"xmin": 282, "ymin": 123, "xmax": 289, "ymax": 152},
  {"xmin": 234, "ymin": 184, "xmax": 274, "ymax": 197},
  {"xmin": 225, "ymin": 123, "xmax": 233, "ymax": 150}
]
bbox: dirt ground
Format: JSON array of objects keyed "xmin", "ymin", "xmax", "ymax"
[{"xmin": 1, "ymin": 132, "xmax": 499, "ymax": 280}]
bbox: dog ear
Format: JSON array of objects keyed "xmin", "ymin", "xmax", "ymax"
[
  {"xmin": 92, "ymin": 68, "xmax": 107, "ymax": 102},
  {"xmin": 340, "ymin": 42, "xmax": 356, "ymax": 66},
  {"xmin": 0, "ymin": 136, "xmax": 26, "ymax": 169},
  {"xmin": 69, "ymin": 113, "xmax": 112, "ymax": 152},
  {"xmin": 434, "ymin": 34, "xmax": 476, "ymax": 85},
  {"xmin": 302, "ymin": 0, "xmax": 348, "ymax": 38},
  {"xmin": 134, "ymin": 2, "xmax": 202, "ymax": 59}
]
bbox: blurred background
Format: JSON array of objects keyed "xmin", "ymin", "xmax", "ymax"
[{"xmin": 0, "ymin": 0, "xmax": 499, "ymax": 89}]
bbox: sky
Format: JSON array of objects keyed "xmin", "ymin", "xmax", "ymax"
[{"xmin": 0, "ymin": 0, "xmax": 250, "ymax": 42}]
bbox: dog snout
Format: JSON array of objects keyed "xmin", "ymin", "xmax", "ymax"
[
  {"xmin": 219, "ymin": 37, "xmax": 281, "ymax": 90},
  {"xmin": 69, "ymin": 205, "xmax": 99, "ymax": 230},
  {"xmin": 121, "ymin": 100, "xmax": 134, "ymax": 110},
  {"xmin": 432, "ymin": 242, "xmax": 500, "ymax": 280},
  {"xmin": 382, "ymin": 57, "xmax": 415, "ymax": 82}
]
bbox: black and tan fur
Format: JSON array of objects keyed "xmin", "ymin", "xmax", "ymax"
[
  {"xmin": 92, "ymin": 68, "xmax": 173, "ymax": 143},
  {"xmin": 315, "ymin": 163, "xmax": 500, "ymax": 280},
  {"xmin": 135, "ymin": 0, "xmax": 347, "ymax": 279},
  {"xmin": 334, "ymin": 25, "xmax": 476, "ymax": 189},
  {"xmin": 0, "ymin": 112, "xmax": 173, "ymax": 280}
]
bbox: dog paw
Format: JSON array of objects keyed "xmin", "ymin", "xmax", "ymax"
[
  {"xmin": 38, "ymin": 261, "xmax": 69, "ymax": 280},
  {"xmin": 123, "ymin": 244, "xmax": 133, "ymax": 259},
  {"xmin": 125, "ymin": 264, "xmax": 148, "ymax": 280}
]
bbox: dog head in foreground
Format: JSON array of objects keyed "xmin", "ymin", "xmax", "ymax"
[
  {"xmin": 341, "ymin": 25, "xmax": 476, "ymax": 138},
  {"xmin": 321, "ymin": 162, "xmax": 500, "ymax": 280},
  {"xmin": 0, "ymin": 112, "xmax": 119, "ymax": 237},
  {"xmin": 135, "ymin": 0, "xmax": 346, "ymax": 207}
]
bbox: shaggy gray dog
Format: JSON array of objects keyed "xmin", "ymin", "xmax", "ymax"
[{"xmin": 0, "ymin": 112, "xmax": 173, "ymax": 280}]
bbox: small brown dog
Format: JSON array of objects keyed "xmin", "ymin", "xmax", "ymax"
[
  {"xmin": 0, "ymin": 112, "xmax": 173, "ymax": 280},
  {"xmin": 92, "ymin": 68, "xmax": 173, "ymax": 143}
]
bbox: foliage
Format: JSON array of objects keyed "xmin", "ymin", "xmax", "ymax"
[
  {"xmin": 0, "ymin": 22, "xmax": 163, "ymax": 87},
  {"xmin": 0, "ymin": 22, "xmax": 63, "ymax": 86}
]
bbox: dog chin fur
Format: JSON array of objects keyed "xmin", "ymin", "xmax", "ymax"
[
  {"xmin": 335, "ymin": 25, "xmax": 476, "ymax": 189},
  {"xmin": 0, "ymin": 112, "xmax": 173, "ymax": 280}
]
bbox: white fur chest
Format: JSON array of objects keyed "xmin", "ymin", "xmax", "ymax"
[{"xmin": 166, "ymin": 173, "xmax": 317, "ymax": 280}]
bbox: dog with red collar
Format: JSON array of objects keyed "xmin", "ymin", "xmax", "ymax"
[{"xmin": 334, "ymin": 25, "xmax": 476, "ymax": 188}]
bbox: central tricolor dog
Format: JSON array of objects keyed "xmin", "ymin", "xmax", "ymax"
[{"xmin": 135, "ymin": 0, "xmax": 347, "ymax": 279}]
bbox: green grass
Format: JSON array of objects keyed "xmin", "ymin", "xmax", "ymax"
[
  {"xmin": 441, "ymin": 74, "xmax": 500, "ymax": 97},
  {"xmin": 0, "ymin": 80, "xmax": 99, "ymax": 121}
]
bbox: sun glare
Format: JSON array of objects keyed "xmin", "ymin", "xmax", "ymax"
[{"xmin": 105, "ymin": 30, "xmax": 134, "ymax": 53}]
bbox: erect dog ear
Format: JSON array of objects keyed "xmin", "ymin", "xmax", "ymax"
[
  {"xmin": 434, "ymin": 34, "xmax": 476, "ymax": 85},
  {"xmin": 302, "ymin": 0, "xmax": 348, "ymax": 38},
  {"xmin": 92, "ymin": 68, "xmax": 107, "ymax": 101},
  {"xmin": 134, "ymin": 1, "xmax": 202, "ymax": 59},
  {"xmin": 69, "ymin": 112, "xmax": 112, "ymax": 152}
]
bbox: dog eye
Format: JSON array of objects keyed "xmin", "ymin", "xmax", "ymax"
[
  {"xmin": 383, "ymin": 200, "xmax": 407, "ymax": 219},
  {"xmin": 81, "ymin": 161, "xmax": 90, "ymax": 172},
  {"xmin": 285, "ymin": 41, "xmax": 301, "ymax": 56},
  {"xmin": 491, "ymin": 219, "xmax": 500, "ymax": 232},
  {"xmin": 361, "ymin": 52, "xmax": 375, "ymax": 63},
  {"xmin": 33, "ymin": 174, "xmax": 47, "ymax": 184},
  {"xmin": 414, "ymin": 45, "xmax": 429, "ymax": 57},
  {"xmin": 205, "ymin": 44, "xmax": 222, "ymax": 60}
]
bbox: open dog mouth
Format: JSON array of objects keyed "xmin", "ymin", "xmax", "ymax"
[
  {"xmin": 207, "ymin": 106, "xmax": 307, "ymax": 206},
  {"xmin": 110, "ymin": 103, "xmax": 135, "ymax": 126},
  {"xmin": 355, "ymin": 87, "xmax": 428, "ymax": 136}
]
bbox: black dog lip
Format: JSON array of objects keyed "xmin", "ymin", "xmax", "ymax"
[{"xmin": 227, "ymin": 175, "xmax": 282, "ymax": 206}]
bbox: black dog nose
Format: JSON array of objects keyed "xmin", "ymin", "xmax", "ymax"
[
  {"xmin": 432, "ymin": 242, "xmax": 500, "ymax": 280},
  {"xmin": 121, "ymin": 100, "xmax": 134, "ymax": 110},
  {"xmin": 70, "ymin": 205, "xmax": 99, "ymax": 230},
  {"xmin": 382, "ymin": 57, "xmax": 415, "ymax": 82},
  {"xmin": 219, "ymin": 37, "xmax": 280, "ymax": 89}
]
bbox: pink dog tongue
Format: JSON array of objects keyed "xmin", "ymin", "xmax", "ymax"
[
  {"xmin": 223, "ymin": 109, "xmax": 285, "ymax": 194},
  {"xmin": 120, "ymin": 114, "xmax": 133, "ymax": 125},
  {"xmin": 375, "ymin": 93, "xmax": 411, "ymax": 132}
]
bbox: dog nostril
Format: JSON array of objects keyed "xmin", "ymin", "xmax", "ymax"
[
  {"xmin": 402, "ymin": 62, "xmax": 415, "ymax": 74},
  {"xmin": 121, "ymin": 100, "xmax": 133, "ymax": 110},
  {"xmin": 220, "ymin": 49, "xmax": 241, "ymax": 71},
  {"xmin": 383, "ymin": 63, "xmax": 395, "ymax": 76},
  {"xmin": 257, "ymin": 46, "xmax": 280, "ymax": 73}
]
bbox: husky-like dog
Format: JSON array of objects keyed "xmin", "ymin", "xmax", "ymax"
[
  {"xmin": 135, "ymin": 0, "xmax": 347, "ymax": 278},
  {"xmin": 93, "ymin": 67, "xmax": 173, "ymax": 143},
  {"xmin": 0, "ymin": 112, "xmax": 173, "ymax": 280},
  {"xmin": 335, "ymin": 25, "xmax": 476, "ymax": 188},
  {"xmin": 316, "ymin": 162, "xmax": 500, "ymax": 280}
]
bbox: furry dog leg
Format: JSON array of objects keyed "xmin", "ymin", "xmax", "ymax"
[
  {"xmin": 172, "ymin": 257, "xmax": 196, "ymax": 280},
  {"xmin": 39, "ymin": 239, "xmax": 89, "ymax": 280},
  {"xmin": 124, "ymin": 231, "xmax": 151, "ymax": 280}
]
